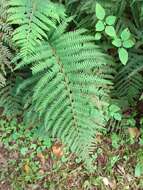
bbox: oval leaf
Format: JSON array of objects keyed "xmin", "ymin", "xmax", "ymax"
[
  {"xmin": 123, "ymin": 39, "xmax": 134, "ymax": 48},
  {"xmin": 96, "ymin": 20, "xmax": 105, "ymax": 31},
  {"xmin": 95, "ymin": 3, "xmax": 105, "ymax": 20},
  {"xmin": 105, "ymin": 26, "xmax": 116, "ymax": 37},
  {"xmin": 106, "ymin": 16, "xmax": 116, "ymax": 25},
  {"xmin": 112, "ymin": 38, "xmax": 122, "ymax": 47},
  {"xmin": 95, "ymin": 32, "xmax": 102, "ymax": 40},
  {"xmin": 121, "ymin": 28, "xmax": 130, "ymax": 41},
  {"xmin": 118, "ymin": 48, "xmax": 128, "ymax": 65}
]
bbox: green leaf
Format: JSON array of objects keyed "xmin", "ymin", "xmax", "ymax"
[
  {"xmin": 110, "ymin": 155, "xmax": 120, "ymax": 168},
  {"xmin": 109, "ymin": 105, "xmax": 122, "ymax": 121},
  {"xmin": 135, "ymin": 163, "xmax": 143, "ymax": 177},
  {"xmin": 114, "ymin": 113, "xmax": 122, "ymax": 121},
  {"xmin": 96, "ymin": 20, "xmax": 105, "ymax": 31},
  {"xmin": 105, "ymin": 16, "xmax": 116, "ymax": 25},
  {"xmin": 30, "ymin": 144, "xmax": 37, "ymax": 149},
  {"xmin": 121, "ymin": 28, "xmax": 131, "ymax": 41},
  {"xmin": 118, "ymin": 48, "xmax": 128, "ymax": 65},
  {"xmin": 112, "ymin": 38, "xmax": 122, "ymax": 47},
  {"xmin": 109, "ymin": 104, "xmax": 120, "ymax": 113},
  {"xmin": 105, "ymin": 26, "xmax": 116, "ymax": 37},
  {"xmin": 95, "ymin": 33, "xmax": 102, "ymax": 40},
  {"xmin": 111, "ymin": 133, "xmax": 120, "ymax": 149},
  {"xmin": 43, "ymin": 138, "xmax": 52, "ymax": 148},
  {"xmin": 20, "ymin": 147, "xmax": 28, "ymax": 156},
  {"xmin": 95, "ymin": 3, "xmax": 105, "ymax": 20},
  {"xmin": 123, "ymin": 39, "xmax": 134, "ymax": 48}
]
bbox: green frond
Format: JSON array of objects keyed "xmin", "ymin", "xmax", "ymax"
[
  {"xmin": 0, "ymin": 79, "xmax": 23, "ymax": 118},
  {"xmin": 0, "ymin": 43, "xmax": 13, "ymax": 86},
  {"xmin": 7, "ymin": 0, "xmax": 66, "ymax": 59},
  {"xmin": 65, "ymin": 0, "xmax": 124, "ymax": 28},
  {"xmin": 17, "ymin": 21, "xmax": 114, "ymax": 166},
  {"xmin": 0, "ymin": 0, "xmax": 13, "ymax": 44},
  {"xmin": 0, "ymin": 0, "xmax": 14, "ymax": 86},
  {"xmin": 114, "ymin": 52, "xmax": 143, "ymax": 105}
]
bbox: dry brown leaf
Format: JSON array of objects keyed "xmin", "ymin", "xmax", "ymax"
[
  {"xmin": 37, "ymin": 153, "xmax": 45, "ymax": 165},
  {"xmin": 128, "ymin": 127, "xmax": 140, "ymax": 139},
  {"xmin": 24, "ymin": 163, "xmax": 30, "ymax": 173},
  {"xmin": 96, "ymin": 132, "xmax": 103, "ymax": 143},
  {"xmin": 52, "ymin": 144, "xmax": 63, "ymax": 158}
]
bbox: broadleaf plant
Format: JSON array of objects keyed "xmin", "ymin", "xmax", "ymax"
[{"xmin": 95, "ymin": 2, "xmax": 135, "ymax": 65}]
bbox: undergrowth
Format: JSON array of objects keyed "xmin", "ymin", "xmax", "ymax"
[
  {"xmin": 1, "ymin": 119, "xmax": 143, "ymax": 190},
  {"xmin": 1, "ymin": 0, "xmax": 143, "ymax": 175}
]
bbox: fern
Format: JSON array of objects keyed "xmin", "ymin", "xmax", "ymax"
[
  {"xmin": 0, "ymin": 44, "xmax": 13, "ymax": 86},
  {"xmin": 114, "ymin": 51, "xmax": 143, "ymax": 106},
  {"xmin": 0, "ymin": 78, "xmax": 23, "ymax": 118},
  {"xmin": 0, "ymin": 0, "xmax": 13, "ymax": 86},
  {"xmin": 65, "ymin": 0, "xmax": 125, "ymax": 29},
  {"xmin": 7, "ymin": 0, "xmax": 66, "ymax": 60},
  {"xmin": 15, "ymin": 19, "xmax": 114, "ymax": 167},
  {"xmin": 2, "ymin": 0, "xmax": 143, "ymax": 171}
]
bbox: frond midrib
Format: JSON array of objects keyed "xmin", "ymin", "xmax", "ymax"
[
  {"xmin": 50, "ymin": 45, "xmax": 78, "ymax": 128},
  {"xmin": 24, "ymin": 2, "xmax": 36, "ymax": 57}
]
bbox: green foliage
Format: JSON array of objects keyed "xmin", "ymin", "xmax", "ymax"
[
  {"xmin": 0, "ymin": 0, "xmax": 143, "ymax": 170},
  {"xmin": 108, "ymin": 105, "xmax": 122, "ymax": 121},
  {"xmin": 0, "ymin": 118, "xmax": 53, "ymax": 189},
  {"xmin": 95, "ymin": 3, "xmax": 105, "ymax": 20},
  {"xmin": 7, "ymin": 0, "xmax": 65, "ymax": 60},
  {"xmin": 135, "ymin": 144, "xmax": 143, "ymax": 177},
  {"xmin": 15, "ymin": 19, "xmax": 114, "ymax": 168},
  {"xmin": 0, "ymin": 119, "xmax": 52, "ymax": 157},
  {"xmin": 114, "ymin": 52, "xmax": 143, "ymax": 106},
  {"xmin": 0, "ymin": 78, "xmax": 23, "ymax": 118},
  {"xmin": 0, "ymin": 0, "xmax": 13, "ymax": 86},
  {"xmin": 94, "ymin": 2, "xmax": 135, "ymax": 65},
  {"xmin": 118, "ymin": 48, "xmax": 128, "ymax": 65},
  {"xmin": 1, "ymin": 118, "xmax": 143, "ymax": 189}
]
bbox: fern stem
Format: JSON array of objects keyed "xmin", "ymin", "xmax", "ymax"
[
  {"xmin": 51, "ymin": 47, "xmax": 78, "ymax": 128},
  {"xmin": 24, "ymin": 2, "xmax": 36, "ymax": 58}
]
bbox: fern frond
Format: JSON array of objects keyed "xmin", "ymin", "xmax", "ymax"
[
  {"xmin": 0, "ymin": 78, "xmax": 23, "ymax": 118},
  {"xmin": 7, "ymin": 0, "xmax": 66, "ymax": 59},
  {"xmin": 114, "ymin": 51, "xmax": 143, "ymax": 105},
  {"xmin": 17, "ymin": 21, "xmax": 114, "ymax": 167},
  {"xmin": 0, "ymin": 0, "xmax": 13, "ymax": 86},
  {"xmin": 0, "ymin": 43, "xmax": 13, "ymax": 86}
]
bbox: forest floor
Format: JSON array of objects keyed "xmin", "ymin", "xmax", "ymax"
[{"xmin": 0, "ymin": 119, "xmax": 143, "ymax": 190}]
